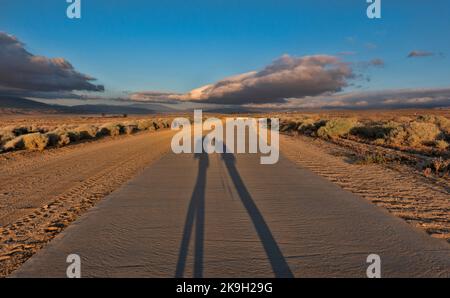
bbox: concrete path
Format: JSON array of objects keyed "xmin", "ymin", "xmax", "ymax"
[{"xmin": 13, "ymin": 147, "xmax": 450, "ymax": 277}]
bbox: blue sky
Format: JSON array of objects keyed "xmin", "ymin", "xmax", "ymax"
[{"xmin": 1, "ymin": 0, "xmax": 450, "ymax": 108}]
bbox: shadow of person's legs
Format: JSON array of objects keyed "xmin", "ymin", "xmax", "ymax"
[
  {"xmin": 175, "ymin": 140, "xmax": 208, "ymax": 278},
  {"xmin": 220, "ymin": 142, "xmax": 293, "ymax": 278}
]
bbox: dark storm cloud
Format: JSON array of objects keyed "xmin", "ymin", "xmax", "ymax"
[
  {"xmin": 180, "ymin": 55, "xmax": 354, "ymax": 104},
  {"xmin": 130, "ymin": 55, "xmax": 354, "ymax": 105},
  {"xmin": 0, "ymin": 32, "xmax": 104, "ymax": 96}
]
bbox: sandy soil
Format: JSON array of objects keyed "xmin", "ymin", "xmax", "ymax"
[
  {"xmin": 11, "ymin": 133, "xmax": 450, "ymax": 278},
  {"xmin": 0, "ymin": 129, "xmax": 174, "ymax": 276},
  {"xmin": 280, "ymin": 134, "xmax": 450, "ymax": 243}
]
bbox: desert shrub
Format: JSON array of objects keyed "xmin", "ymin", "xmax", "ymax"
[
  {"xmin": 0, "ymin": 129, "xmax": 16, "ymax": 145},
  {"xmin": 385, "ymin": 123, "xmax": 407, "ymax": 147},
  {"xmin": 158, "ymin": 120, "xmax": 170, "ymax": 129},
  {"xmin": 2, "ymin": 136, "xmax": 25, "ymax": 151},
  {"xmin": 57, "ymin": 133, "xmax": 72, "ymax": 146},
  {"xmin": 11, "ymin": 125, "xmax": 46, "ymax": 135},
  {"xmin": 45, "ymin": 132, "xmax": 60, "ymax": 147},
  {"xmin": 123, "ymin": 124, "xmax": 138, "ymax": 135},
  {"xmin": 137, "ymin": 119, "xmax": 154, "ymax": 130},
  {"xmin": 0, "ymin": 125, "xmax": 46, "ymax": 142},
  {"xmin": 317, "ymin": 118, "xmax": 358, "ymax": 139},
  {"xmin": 435, "ymin": 139, "xmax": 449, "ymax": 150},
  {"xmin": 360, "ymin": 152, "xmax": 387, "ymax": 164},
  {"xmin": 384, "ymin": 120, "xmax": 441, "ymax": 148},
  {"xmin": 297, "ymin": 119, "xmax": 316, "ymax": 135},
  {"xmin": 428, "ymin": 115, "xmax": 450, "ymax": 139},
  {"xmin": 280, "ymin": 121, "xmax": 299, "ymax": 132},
  {"xmin": 66, "ymin": 131, "xmax": 81, "ymax": 142},
  {"xmin": 46, "ymin": 129, "xmax": 73, "ymax": 147},
  {"xmin": 74, "ymin": 125, "xmax": 98, "ymax": 140},
  {"xmin": 374, "ymin": 138, "xmax": 386, "ymax": 145},
  {"xmin": 422, "ymin": 157, "xmax": 450, "ymax": 176},
  {"xmin": 0, "ymin": 126, "xmax": 23, "ymax": 146},
  {"xmin": 152, "ymin": 121, "xmax": 161, "ymax": 130},
  {"xmin": 350, "ymin": 123, "xmax": 392, "ymax": 140},
  {"xmin": 99, "ymin": 123, "xmax": 122, "ymax": 137},
  {"xmin": 432, "ymin": 157, "xmax": 450, "ymax": 174},
  {"xmin": 415, "ymin": 115, "xmax": 450, "ymax": 138},
  {"xmin": 405, "ymin": 121, "xmax": 441, "ymax": 147},
  {"xmin": 22, "ymin": 133, "xmax": 49, "ymax": 151},
  {"xmin": 311, "ymin": 119, "xmax": 327, "ymax": 134},
  {"xmin": 12, "ymin": 126, "xmax": 30, "ymax": 136},
  {"xmin": 416, "ymin": 115, "xmax": 436, "ymax": 123}
]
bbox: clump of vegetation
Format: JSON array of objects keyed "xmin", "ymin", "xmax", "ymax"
[
  {"xmin": 280, "ymin": 121, "xmax": 299, "ymax": 132},
  {"xmin": 137, "ymin": 119, "xmax": 155, "ymax": 131},
  {"xmin": 0, "ymin": 128, "xmax": 16, "ymax": 146},
  {"xmin": 299, "ymin": 119, "xmax": 327, "ymax": 136},
  {"xmin": 405, "ymin": 121, "xmax": 441, "ymax": 147},
  {"xmin": 74, "ymin": 125, "xmax": 98, "ymax": 139},
  {"xmin": 418, "ymin": 115, "xmax": 450, "ymax": 141},
  {"xmin": 0, "ymin": 117, "xmax": 171, "ymax": 153},
  {"xmin": 358, "ymin": 152, "xmax": 387, "ymax": 165},
  {"xmin": 435, "ymin": 140, "xmax": 449, "ymax": 150},
  {"xmin": 422, "ymin": 157, "xmax": 450, "ymax": 177},
  {"xmin": 153, "ymin": 120, "xmax": 170, "ymax": 130},
  {"xmin": 46, "ymin": 127, "xmax": 78, "ymax": 147},
  {"xmin": 350, "ymin": 123, "xmax": 393, "ymax": 140},
  {"xmin": 280, "ymin": 113, "xmax": 450, "ymax": 163},
  {"xmin": 22, "ymin": 133, "xmax": 50, "ymax": 151},
  {"xmin": 3, "ymin": 136, "xmax": 25, "ymax": 151},
  {"xmin": 57, "ymin": 132, "xmax": 72, "ymax": 147},
  {"xmin": 317, "ymin": 118, "xmax": 359, "ymax": 139},
  {"xmin": 386, "ymin": 121, "xmax": 441, "ymax": 147},
  {"xmin": 279, "ymin": 117, "xmax": 326, "ymax": 136},
  {"xmin": 159, "ymin": 120, "xmax": 170, "ymax": 128},
  {"xmin": 2, "ymin": 132, "xmax": 50, "ymax": 151},
  {"xmin": 99, "ymin": 123, "xmax": 122, "ymax": 137},
  {"xmin": 123, "ymin": 123, "xmax": 138, "ymax": 135}
]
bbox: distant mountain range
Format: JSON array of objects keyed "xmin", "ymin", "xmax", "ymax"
[
  {"xmin": 0, "ymin": 96, "xmax": 263, "ymax": 115},
  {"xmin": 0, "ymin": 96, "xmax": 162, "ymax": 115}
]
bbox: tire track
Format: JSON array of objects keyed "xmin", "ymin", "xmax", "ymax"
[
  {"xmin": 0, "ymin": 130, "xmax": 174, "ymax": 276},
  {"xmin": 280, "ymin": 134, "xmax": 450, "ymax": 243}
]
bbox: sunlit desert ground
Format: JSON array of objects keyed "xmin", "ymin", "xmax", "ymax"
[
  {"xmin": 274, "ymin": 109, "xmax": 450, "ymax": 243},
  {"xmin": 0, "ymin": 114, "xmax": 175, "ymax": 275},
  {"xmin": 0, "ymin": 109, "xmax": 449, "ymax": 276}
]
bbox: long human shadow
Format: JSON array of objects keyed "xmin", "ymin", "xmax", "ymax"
[
  {"xmin": 219, "ymin": 142, "xmax": 294, "ymax": 278},
  {"xmin": 175, "ymin": 139, "xmax": 208, "ymax": 278}
]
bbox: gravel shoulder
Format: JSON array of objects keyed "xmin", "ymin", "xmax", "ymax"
[{"xmin": 280, "ymin": 134, "xmax": 450, "ymax": 243}]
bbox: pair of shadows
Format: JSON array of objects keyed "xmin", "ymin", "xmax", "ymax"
[{"xmin": 175, "ymin": 140, "xmax": 293, "ymax": 278}]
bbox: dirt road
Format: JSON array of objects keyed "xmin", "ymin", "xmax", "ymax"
[
  {"xmin": 13, "ymin": 140, "xmax": 450, "ymax": 277},
  {"xmin": 0, "ymin": 130, "xmax": 174, "ymax": 276}
]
